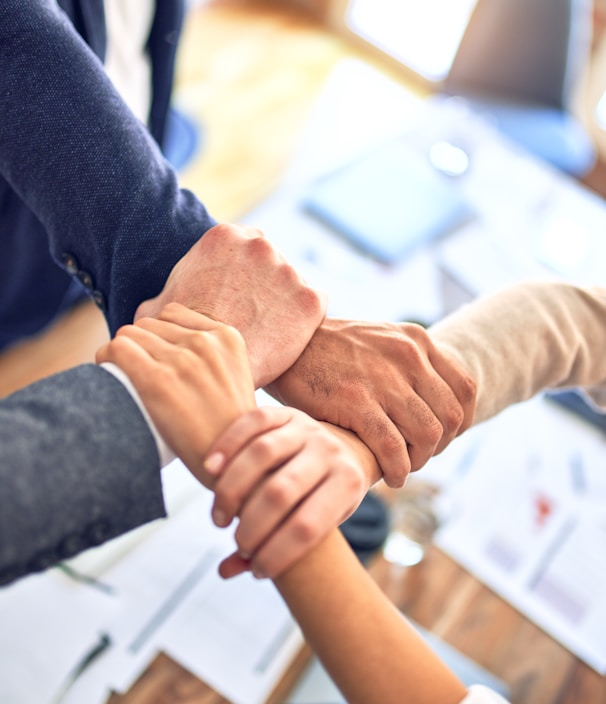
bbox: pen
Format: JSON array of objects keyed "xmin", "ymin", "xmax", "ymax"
[{"xmin": 50, "ymin": 632, "xmax": 112, "ymax": 704}]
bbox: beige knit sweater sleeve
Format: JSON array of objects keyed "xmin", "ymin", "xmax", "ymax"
[{"xmin": 429, "ymin": 281, "xmax": 606, "ymax": 425}]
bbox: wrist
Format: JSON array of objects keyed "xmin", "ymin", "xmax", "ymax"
[{"xmin": 100, "ymin": 362, "xmax": 177, "ymax": 467}]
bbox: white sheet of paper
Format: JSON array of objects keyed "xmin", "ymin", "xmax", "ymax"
[
  {"xmin": 69, "ymin": 476, "xmax": 303, "ymax": 703},
  {"xmin": 434, "ymin": 398, "xmax": 606, "ymax": 673},
  {"xmin": 0, "ymin": 463, "xmax": 303, "ymax": 704},
  {"xmin": 0, "ymin": 569, "xmax": 117, "ymax": 704}
]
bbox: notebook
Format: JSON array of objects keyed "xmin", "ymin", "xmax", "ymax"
[{"xmin": 302, "ymin": 138, "xmax": 473, "ymax": 264}]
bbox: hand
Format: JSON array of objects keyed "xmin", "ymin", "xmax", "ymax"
[
  {"xmin": 96, "ymin": 303, "xmax": 256, "ymax": 484},
  {"xmin": 134, "ymin": 223, "xmax": 327, "ymax": 387},
  {"xmin": 203, "ymin": 406, "xmax": 370, "ymax": 580},
  {"xmin": 265, "ymin": 318, "xmax": 476, "ymax": 488}
]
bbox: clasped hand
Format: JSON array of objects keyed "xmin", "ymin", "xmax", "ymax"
[
  {"xmin": 97, "ymin": 304, "xmax": 370, "ymax": 579},
  {"xmin": 135, "ymin": 223, "xmax": 476, "ymax": 489},
  {"xmin": 103, "ymin": 223, "xmax": 477, "ymax": 578}
]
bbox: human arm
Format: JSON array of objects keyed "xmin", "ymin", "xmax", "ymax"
[
  {"xmin": 0, "ymin": 364, "xmax": 165, "ymax": 587},
  {"xmin": 0, "ymin": 0, "xmax": 213, "ymax": 333},
  {"xmin": 265, "ymin": 318, "xmax": 477, "ymax": 487},
  {"xmin": 429, "ymin": 281, "xmax": 606, "ymax": 423},
  {"xmin": 0, "ymin": 2, "xmax": 326, "ymax": 372},
  {"xmin": 203, "ymin": 280, "xmax": 606, "ymax": 579},
  {"xmin": 274, "ymin": 528, "xmax": 508, "ymax": 704},
  {"xmin": 206, "ymin": 406, "xmax": 499, "ymax": 702},
  {"xmin": 0, "ymin": 305, "xmax": 256, "ymax": 587},
  {"xmin": 96, "ymin": 303, "xmax": 257, "ymax": 478},
  {"xmin": 103, "ymin": 311, "xmax": 378, "ymax": 581},
  {"xmin": 134, "ymin": 224, "xmax": 327, "ymax": 388},
  {"xmin": 267, "ymin": 280, "xmax": 606, "ymax": 490},
  {"xmin": 203, "ymin": 407, "xmax": 378, "ymax": 579}
]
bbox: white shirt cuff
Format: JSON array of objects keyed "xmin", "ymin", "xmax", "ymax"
[
  {"xmin": 100, "ymin": 362, "xmax": 177, "ymax": 468},
  {"xmin": 461, "ymin": 684, "xmax": 511, "ymax": 704}
]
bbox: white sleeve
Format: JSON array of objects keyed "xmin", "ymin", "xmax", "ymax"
[
  {"xmin": 100, "ymin": 362, "xmax": 177, "ymax": 468},
  {"xmin": 460, "ymin": 684, "xmax": 511, "ymax": 704}
]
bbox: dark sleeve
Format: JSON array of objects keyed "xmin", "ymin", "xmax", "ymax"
[
  {"xmin": 0, "ymin": 365, "xmax": 166, "ymax": 587},
  {"xmin": 0, "ymin": 1, "xmax": 216, "ymax": 334}
]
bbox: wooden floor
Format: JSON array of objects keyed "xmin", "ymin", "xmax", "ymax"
[{"xmin": 2, "ymin": 3, "xmax": 606, "ymax": 702}]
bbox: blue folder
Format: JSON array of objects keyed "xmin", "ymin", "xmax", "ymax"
[{"xmin": 302, "ymin": 138, "xmax": 473, "ymax": 264}]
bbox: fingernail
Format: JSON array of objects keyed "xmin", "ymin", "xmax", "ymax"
[
  {"xmin": 252, "ymin": 566, "xmax": 266, "ymax": 580},
  {"xmin": 212, "ymin": 507, "xmax": 231, "ymax": 527},
  {"xmin": 204, "ymin": 452, "xmax": 225, "ymax": 475},
  {"xmin": 238, "ymin": 549, "xmax": 251, "ymax": 560}
]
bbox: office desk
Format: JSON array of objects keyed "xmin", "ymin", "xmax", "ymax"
[{"xmin": 1, "ymin": 4, "xmax": 605, "ymax": 703}]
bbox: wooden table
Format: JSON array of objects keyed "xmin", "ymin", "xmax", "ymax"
[{"xmin": 2, "ymin": 3, "xmax": 605, "ymax": 703}]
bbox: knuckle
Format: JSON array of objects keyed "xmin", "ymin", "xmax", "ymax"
[
  {"xmin": 161, "ymin": 301, "xmax": 184, "ymax": 316},
  {"xmin": 214, "ymin": 484, "xmax": 242, "ymax": 516},
  {"xmin": 254, "ymin": 406, "xmax": 275, "ymax": 422},
  {"xmin": 108, "ymin": 333, "xmax": 132, "ymax": 352},
  {"xmin": 251, "ymin": 435, "xmax": 277, "ymax": 463},
  {"xmin": 248, "ymin": 232, "xmax": 273, "ymax": 256},
  {"xmin": 371, "ymin": 421, "xmax": 406, "ymax": 453},
  {"xmin": 341, "ymin": 378, "xmax": 371, "ymax": 407},
  {"xmin": 264, "ymin": 474, "xmax": 296, "ymax": 508},
  {"xmin": 173, "ymin": 347, "xmax": 196, "ymax": 373},
  {"xmin": 297, "ymin": 284, "xmax": 324, "ymax": 317},
  {"xmin": 207, "ymin": 223, "xmax": 231, "ymax": 242},
  {"xmin": 290, "ymin": 515, "xmax": 318, "ymax": 545},
  {"xmin": 220, "ymin": 324, "xmax": 246, "ymax": 351},
  {"xmin": 460, "ymin": 372, "xmax": 478, "ymax": 407},
  {"xmin": 114, "ymin": 323, "xmax": 137, "ymax": 338},
  {"xmin": 187, "ymin": 331, "xmax": 208, "ymax": 354},
  {"xmin": 400, "ymin": 322, "xmax": 429, "ymax": 343},
  {"xmin": 348, "ymin": 466, "xmax": 366, "ymax": 494},
  {"xmin": 443, "ymin": 402, "xmax": 465, "ymax": 434},
  {"xmin": 425, "ymin": 416, "xmax": 443, "ymax": 446}
]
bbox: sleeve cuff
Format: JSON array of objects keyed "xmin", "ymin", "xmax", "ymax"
[
  {"xmin": 460, "ymin": 685, "xmax": 511, "ymax": 704},
  {"xmin": 100, "ymin": 362, "xmax": 177, "ymax": 468}
]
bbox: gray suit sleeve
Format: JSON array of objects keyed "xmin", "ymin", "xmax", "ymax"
[{"xmin": 0, "ymin": 365, "xmax": 166, "ymax": 586}]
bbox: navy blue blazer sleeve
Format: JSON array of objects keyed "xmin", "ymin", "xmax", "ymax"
[
  {"xmin": 0, "ymin": 1, "xmax": 216, "ymax": 334},
  {"xmin": 0, "ymin": 365, "xmax": 166, "ymax": 587}
]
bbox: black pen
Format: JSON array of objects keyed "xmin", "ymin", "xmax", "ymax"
[{"xmin": 50, "ymin": 632, "xmax": 112, "ymax": 704}]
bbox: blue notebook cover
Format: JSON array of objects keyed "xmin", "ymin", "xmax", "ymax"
[
  {"xmin": 545, "ymin": 388, "xmax": 606, "ymax": 434},
  {"xmin": 303, "ymin": 139, "xmax": 473, "ymax": 264}
]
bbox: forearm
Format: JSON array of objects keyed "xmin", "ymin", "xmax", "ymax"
[
  {"xmin": 430, "ymin": 281, "xmax": 606, "ymax": 424},
  {"xmin": 0, "ymin": 2, "xmax": 215, "ymax": 332},
  {"xmin": 274, "ymin": 529, "xmax": 467, "ymax": 704},
  {"xmin": 0, "ymin": 365, "xmax": 165, "ymax": 586}
]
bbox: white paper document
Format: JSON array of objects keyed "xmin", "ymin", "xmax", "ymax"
[
  {"xmin": 0, "ymin": 463, "xmax": 303, "ymax": 704},
  {"xmin": 431, "ymin": 398, "xmax": 606, "ymax": 673}
]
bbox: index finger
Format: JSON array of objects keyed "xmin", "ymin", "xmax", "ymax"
[{"xmin": 203, "ymin": 406, "xmax": 293, "ymax": 478}]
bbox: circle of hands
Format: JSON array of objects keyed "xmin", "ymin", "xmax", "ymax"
[{"xmin": 96, "ymin": 223, "xmax": 476, "ymax": 581}]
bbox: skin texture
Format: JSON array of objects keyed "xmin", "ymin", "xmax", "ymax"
[
  {"xmin": 102, "ymin": 300, "xmax": 476, "ymax": 579},
  {"xmin": 266, "ymin": 318, "xmax": 477, "ymax": 488},
  {"xmin": 205, "ymin": 406, "xmax": 376, "ymax": 579},
  {"xmin": 135, "ymin": 224, "xmax": 476, "ymax": 488},
  {"xmin": 97, "ymin": 303, "xmax": 257, "ymax": 482},
  {"xmin": 99, "ymin": 308, "xmax": 471, "ymax": 702},
  {"xmin": 134, "ymin": 223, "xmax": 327, "ymax": 388},
  {"xmin": 205, "ymin": 406, "xmax": 470, "ymax": 700},
  {"xmin": 274, "ymin": 529, "xmax": 469, "ymax": 704},
  {"xmin": 97, "ymin": 306, "xmax": 377, "ymax": 579}
]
